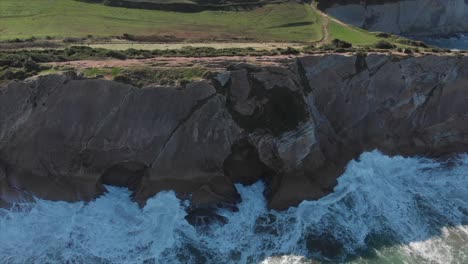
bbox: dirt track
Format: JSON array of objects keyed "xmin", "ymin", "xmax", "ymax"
[
  {"xmin": 47, "ymin": 51, "xmax": 448, "ymax": 71},
  {"xmin": 48, "ymin": 55, "xmax": 298, "ymax": 70}
]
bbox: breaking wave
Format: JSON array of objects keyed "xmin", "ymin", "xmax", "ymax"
[{"xmin": 1, "ymin": 151, "xmax": 467, "ymax": 263}]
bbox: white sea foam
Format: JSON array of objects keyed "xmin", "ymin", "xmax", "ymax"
[{"xmin": 0, "ymin": 150, "xmax": 467, "ymax": 264}]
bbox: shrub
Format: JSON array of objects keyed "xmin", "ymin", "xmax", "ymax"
[
  {"xmin": 374, "ymin": 41, "xmax": 396, "ymax": 49},
  {"xmin": 23, "ymin": 59, "xmax": 41, "ymax": 72},
  {"xmin": 279, "ymin": 47, "xmax": 300, "ymax": 55},
  {"xmin": 376, "ymin": 32, "xmax": 391, "ymax": 38},
  {"xmin": 320, "ymin": 39, "xmax": 353, "ymax": 51},
  {"xmin": 331, "ymin": 39, "xmax": 352, "ymax": 49},
  {"xmin": 301, "ymin": 45, "xmax": 317, "ymax": 53},
  {"xmin": 403, "ymin": 48, "xmax": 413, "ymax": 54},
  {"xmin": 105, "ymin": 50, "xmax": 127, "ymax": 60},
  {"xmin": 122, "ymin": 33, "xmax": 136, "ymax": 41},
  {"xmin": 63, "ymin": 37, "xmax": 83, "ymax": 43},
  {"xmin": 64, "ymin": 46, "xmax": 95, "ymax": 57},
  {"xmin": 0, "ymin": 69, "xmax": 27, "ymax": 81},
  {"xmin": 114, "ymin": 74, "xmax": 133, "ymax": 85},
  {"xmin": 397, "ymin": 39, "xmax": 429, "ymax": 48}
]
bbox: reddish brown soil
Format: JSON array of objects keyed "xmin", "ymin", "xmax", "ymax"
[{"xmin": 48, "ymin": 55, "xmax": 297, "ymax": 70}]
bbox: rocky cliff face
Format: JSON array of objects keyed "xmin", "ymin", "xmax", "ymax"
[
  {"xmin": 321, "ymin": 0, "xmax": 468, "ymax": 35},
  {"xmin": 1, "ymin": 54, "xmax": 467, "ymax": 215}
]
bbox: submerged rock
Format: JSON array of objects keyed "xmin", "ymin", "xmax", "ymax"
[{"xmin": 1, "ymin": 53, "xmax": 467, "ymax": 211}]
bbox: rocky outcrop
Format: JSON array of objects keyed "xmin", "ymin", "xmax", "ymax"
[
  {"xmin": 321, "ymin": 0, "xmax": 468, "ymax": 36},
  {"xmin": 1, "ymin": 54, "xmax": 467, "ymax": 213},
  {"xmin": 0, "ymin": 74, "xmax": 242, "ymax": 211}
]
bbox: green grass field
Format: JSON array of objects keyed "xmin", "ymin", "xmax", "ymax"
[
  {"xmin": 328, "ymin": 20, "xmax": 381, "ymax": 46},
  {"xmin": 0, "ymin": 0, "xmax": 322, "ymax": 42},
  {"xmin": 328, "ymin": 20, "xmax": 416, "ymax": 48}
]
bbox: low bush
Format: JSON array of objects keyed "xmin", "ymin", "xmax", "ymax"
[
  {"xmin": 279, "ymin": 47, "xmax": 300, "ymax": 55},
  {"xmin": 403, "ymin": 48, "xmax": 413, "ymax": 54},
  {"xmin": 63, "ymin": 37, "xmax": 85, "ymax": 43},
  {"xmin": 397, "ymin": 39, "xmax": 429, "ymax": 48},
  {"xmin": 331, "ymin": 39, "xmax": 352, "ymax": 48},
  {"xmin": 0, "ymin": 53, "xmax": 49, "ymax": 81},
  {"xmin": 320, "ymin": 39, "xmax": 353, "ymax": 51},
  {"xmin": 113, "ymin": 67, "xmax": 210, "ymax": 87},
  {"xmin": 105, "ymin": 50, "xmax": 127, "ymax": 60},
  {"xmin": 375, "ymin": 32, "xmax": 391, "ymax": 38},
  {"xmin": 374, "ymin": 41, "xmax": 396, "ymax": 49}
]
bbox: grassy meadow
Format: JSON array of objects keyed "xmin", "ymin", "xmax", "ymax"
[
  {"xmin": 328, "ymin": 20, "xmax": 381, "ymax": 46},
  {"xmin": 0, "ymin": 0, "xmax": 323, "ymax": 42}
]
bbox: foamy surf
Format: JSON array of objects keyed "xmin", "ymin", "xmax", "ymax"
[{"xmin": 1, "ymin": 150, "xmax": 467, "ymax": 264}]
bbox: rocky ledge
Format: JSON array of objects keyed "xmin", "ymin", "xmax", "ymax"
[{"xmin": 1, "ymin": 54, "xmax": 467, "ymax": 218}]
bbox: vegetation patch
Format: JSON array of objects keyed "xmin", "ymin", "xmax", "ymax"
[
  {"xmin": 0, "ymin": 54, "xmax": 51, "ymax": 81},
  {"xmin": 0, "ymin": 0, "xmax": 322, "ymax": 42},
  {"xmin": 0, "ymin": 43, "xmax": 304, "ymax": 82},
  {"xmin": 328, "ymin": 20, "xmax": 381, "ymax": 47},
  {"xmin": 327, "ymin": 20, "xmax": 423, "ymax": 49},
  {"xmin": 113, "ymin": 67, "xmax": 210, "ymax": 87},
  {"xmin": 319, "ymin": 39, "xmax": 353, "ymax": 51},
  {"xmin": 81, "ymin": 67, "xmax": 125, "ymax": 78},
  {"xmin": 373, "ymin": 41, "xmax": 397, "ymax": 49},
  {"xmin": 0, "ymin": 46, "xmax": 302, "ymax": 65},
  {"xmin": 0, "ymin": 0, "xmax": 428, "ymax": 51}
]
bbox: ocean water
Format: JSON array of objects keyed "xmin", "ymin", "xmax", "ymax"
[{"xmin": 0, "ymin": 150, "xmax": 467, "ymax": 264}]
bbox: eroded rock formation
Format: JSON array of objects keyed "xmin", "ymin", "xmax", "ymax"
[
  {"xmin": 1, "ymin": 54, "xmax": 467, "ymax": 214},
  {"xmin": 320, "ymin": 0, "xmax": 468, "ymax": 35}
]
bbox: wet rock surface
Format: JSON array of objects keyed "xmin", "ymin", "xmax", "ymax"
[{"xmin": 1, "ymin": 54, "xmax": 467, "ymax": 212}]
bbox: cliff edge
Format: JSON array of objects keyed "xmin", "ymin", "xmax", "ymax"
[{"xmin": 1, "ymin": 54, "xmax": 467, "ymax": 217}]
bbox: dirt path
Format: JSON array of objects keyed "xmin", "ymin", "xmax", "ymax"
[
  {"xmin": 88, "ymin": 42, "xmax": 306, "ymax": 51},
  {"xmin": 318, "ymin": 14, "xmax": 330, "ymax": 45},
  {"xmin": 315, "ymin": 7, "xmax": 330, "ymax": 46},
  {"xmin": 48, "ymin": 55, "xmax": 298, "ymax": 70},
  {"xmin": 0, "ymin": 41, "xmax": 307, "ymax": 52},
  {"xmin": 310, "ymin": 2, "xmax": 356, "ymax": 46},
  {"xmin": 309, "ymin": 3, "xmax": 330, "ymax": 46},
  {"xmin": 46, "ymin": 51, "xmax": 443, "ymax": 72}
]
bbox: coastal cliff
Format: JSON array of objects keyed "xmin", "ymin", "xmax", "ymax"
[
  {"xmin": 1, "ymin": 54, "xmax": 467, "ymax": 214},
  {"xmin": 320, "ymin": 0, "xmax": 468, "ymax": 36}
]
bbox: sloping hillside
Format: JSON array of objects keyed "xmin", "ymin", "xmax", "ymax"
[
  {"xmin": 0, "ymin": 0, "xmax": 322, "ymax": 42},
  {"xmin": 0, "ymin": 0, "xmax": 424, "ymax": 49}
]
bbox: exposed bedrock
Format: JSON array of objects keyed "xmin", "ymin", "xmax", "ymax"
[
  {"xmin": 320, "ymin": 0, "xmax": 468, "ymax": 36},
  {"xmin": 1, "ymin": 54, "xmax": 467, "ymax": 212}
]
